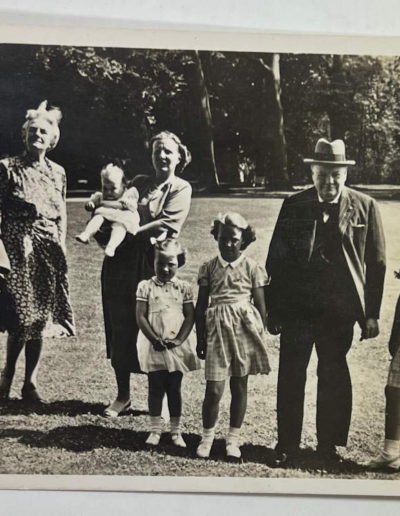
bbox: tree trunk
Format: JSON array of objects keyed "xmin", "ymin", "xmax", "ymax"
[
  {"xmin": 191, "ymin": 51, "xmax": 219, "ymax": 190},
  {"xmin": 259, "ymin": 54, "xmax": 290, "ymax": 189},
  {"xmin": 328, "ymin": 55, "xmax": 347, "ymax": 140}
]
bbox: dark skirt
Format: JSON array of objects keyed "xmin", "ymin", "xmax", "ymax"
[
  {"xmin": 389, "ymin": 294, "xmax": 400, "ymax": 358},
  {"xmin": 100, "ymin": 235, "xmax": 155, "ymax": 373}
]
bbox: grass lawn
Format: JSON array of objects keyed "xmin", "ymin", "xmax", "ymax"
[{"xmin": 0, "ymin": 196, "xmax": 400, "ymax": 481}]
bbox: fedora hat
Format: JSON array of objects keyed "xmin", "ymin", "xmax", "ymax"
[{"xmin": 304, "ymin": 138, "xmax": 355, "ymax": 166}]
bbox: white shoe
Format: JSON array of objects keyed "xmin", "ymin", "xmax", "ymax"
[
  {"xmin": 226, "ymin": 441, "xmax": 241, "ymax": 459},
  {"xmin": 105, "ymin": 247, "xmax": 115, "ymax": 257},
  {"xmin": 196, "ymin": 439, "xmax": 213, "ymax": 458},
  {"xmin": 367, "ymin": 451, "xmax": 400, "ymax": 469},
  {"xmin": 171, "ymin": 433, "xmax": 187, "ymax": 448},
  {"xmin": 75, "ymin": 233, "xmax": 89, "ymax": 244},
  {"xmin": 388, "ymin": 456, "xmax": 400, "ymax": 470},
  {"xmin": 146, "ymin": 432, "xmax": 161, "ymax": 446}
]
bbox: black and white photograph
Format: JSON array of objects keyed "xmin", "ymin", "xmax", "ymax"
[{"xmin": 0, "ymin": 24, "xmax": 399, "ymax": 497}]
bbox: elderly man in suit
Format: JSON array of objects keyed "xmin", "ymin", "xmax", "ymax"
[{"xmin": 266, "ymin": 138, "xmax": 386, "ymax": 463}]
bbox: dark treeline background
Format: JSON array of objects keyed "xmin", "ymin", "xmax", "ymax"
[{"xmin": 1, "ymin": 44, "xmax": 400, "ymax": 190}]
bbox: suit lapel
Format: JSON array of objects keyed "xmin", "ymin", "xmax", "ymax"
[{"xmin": 338, "ymin": 187, "xmax": 354, "ymax": 236}]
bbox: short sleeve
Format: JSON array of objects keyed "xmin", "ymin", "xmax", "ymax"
[
  {"xmin": 136, "ymin": 279, "xmax": 150, "ymax": 301},
  {"xmin": 198, "ymin": 261, "xmax": 210, "ymax": 287},
  {"xmin": 181, "ymin": 281, "xmax": 194, "ymax": 303},
  {"xmin": 121, "ymin": 187, "xmax": 139, "ymax": 212},
  {"xmin": 251, "ymin": 262, "xmax": 270, "ymax": 288}
]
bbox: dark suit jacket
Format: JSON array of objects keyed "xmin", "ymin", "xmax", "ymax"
[{"xmin": 266, "ymin": 186, "xmax": 386, "ymax": 323}]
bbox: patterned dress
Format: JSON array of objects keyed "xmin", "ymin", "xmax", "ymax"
[
  {"xmin": 136, "ymin": 276, "xmax": 201, "ymax": 373},
  {"xmin": 0, "ymin": 154, "xmax": 75, "ymax": 339},
  {"xmin": 198, "ymin": 254, "xmax": 270, "ymax": 381}
]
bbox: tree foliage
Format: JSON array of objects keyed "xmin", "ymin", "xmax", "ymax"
[{"xmin": 0, "ymin": 44, "xmax": 400, "ymax": 188}]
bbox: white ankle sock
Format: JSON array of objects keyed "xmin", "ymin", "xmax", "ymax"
[
  {"xmin": 383, "ymin": 439, "xmax": 400, "ymax": 456},
  {"xmin": 227, "ymin": 426, "xmax": 241, "ymax": 445},
  {"xmin": 170, "ymin": 416, "xmax": 181, "ymax": 435},
  {"xmin": 150, "ymin": 416, "xmax": 163, "ymax": 434},
  {"xmin": 201, "ymin": 426, "xmax": 216, "ymax": 443}
]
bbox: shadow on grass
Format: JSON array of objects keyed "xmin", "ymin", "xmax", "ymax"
[
  {"xmin": 0, "ymin": 422, "xmax": 367, "ymax": 474},
  {"xmin": 240, "ymin": 444, "xmax": 367, "ymax": 475},
  {"xmin": 0, "ymin": 399, "xmax": 147, "ymax": 418}
]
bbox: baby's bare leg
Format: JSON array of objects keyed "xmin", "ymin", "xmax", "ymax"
[
  {"xmin": 105, "ymin": 223, "xmax": 127, "ymax": 257},
  {"xmin": 76, "ymin": 214, "xmax": 105, "ymax": 243}
]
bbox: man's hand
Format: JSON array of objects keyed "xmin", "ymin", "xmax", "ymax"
[
  {"xmin": 360, "ymin": 318, "xmax": 379, "ymax": 340},
  {"xmin": 196, "ymin": 340, "xmax": 207, "ymax": 360},
  {"xmin": 266, "ymin": 313, "xmax": 282, "ymax": 335}
]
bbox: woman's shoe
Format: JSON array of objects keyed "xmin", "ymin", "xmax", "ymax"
[
  {"xmin": 21, "ymin": 384, "xmax": 47, "ymax": 404},
  {"xmin": 171, "ymin": 433, "xmax": 187, "ymax": 448},
  {"xmin": 146, "ymin": 432, "xmax": 161, "ymax": 446},
  {"xmin": 75, "ymin": 234, "xmax": 89, "ymax": 244},
  {"xmin": 103, "ymin": 399, "xmax": 131, "ymax": 418},
  {"xmin": 0, "ymin": 372, "xmax": 12, "ymax": 400},
  {"xmin": 196, "ymin": 439, "xmax": 213, "ymax": 458}
]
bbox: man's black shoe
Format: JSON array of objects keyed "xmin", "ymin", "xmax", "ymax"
[
  {"xmin": 271, "ymin": 446, "xmax": 299, "ymax": 467},
  {"xmin": 316, "ymin": 444, "xmax": 342, "ymax": 462}
]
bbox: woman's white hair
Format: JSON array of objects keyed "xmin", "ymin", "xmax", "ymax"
[{"xmin": 21, "ymin": 100, "xmax": 62, "ymax": 151}]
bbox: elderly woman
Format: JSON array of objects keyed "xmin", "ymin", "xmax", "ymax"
[
  {"xmin": 99, "ymin": 130, "xmax": 192, "ymax": 417},
  {"xmin": 0, "ymin": 101, "xmax": 75, "ymax": 403}
]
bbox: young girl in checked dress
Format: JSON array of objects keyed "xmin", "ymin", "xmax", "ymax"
[
  {"xmin": 367, "ymin": 273, "xmax": 400, "ymax": 470},
  {"xmin": 195, "ymin": 212, "xmax": 270, "ymax": 459},
  {"xmin": 136, "ymin": 238, "xmax": 201, "ymax": 448}
]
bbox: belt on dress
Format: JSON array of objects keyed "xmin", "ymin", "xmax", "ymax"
[{"xmin": 209, "ymin": 295, "xmax": 251, "ymax": 308}]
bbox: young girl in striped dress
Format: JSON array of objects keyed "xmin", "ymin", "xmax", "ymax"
[{"xmin": 195, "ymin": 212, "xmax": 270, "ymax": 459}]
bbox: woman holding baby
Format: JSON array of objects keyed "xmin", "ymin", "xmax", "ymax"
[{"xmin": 96, "ymin": 131, "xmax": 193, "ymax": 417}]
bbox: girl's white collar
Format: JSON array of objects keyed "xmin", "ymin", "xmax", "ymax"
[{"xmin": 218, "ymin": 253, "xmax": 244, "ymax": 268}]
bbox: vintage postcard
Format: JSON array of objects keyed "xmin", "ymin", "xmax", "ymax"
[{"xmin": 0, "ymin": 24, "xmax": 399, "ymax": 497}]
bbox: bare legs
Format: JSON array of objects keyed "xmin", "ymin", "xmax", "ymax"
[
  {"xmin": 202, "ymin": 380, "xmax": 225, "ymax": 428},
  {"xmin": 146, "ymin": 371, "xmax": 185, "ymax": 447},
  {"xmin": 368, "ymin": 386, "xmax": 400, "ymax": 468},
  {"xmin": 76, "ymin": 214, "xmax": 105, "ymax": 243},
  {"xmin": 0, "ymin": 331, "xmax": 44, "ymax": 401},
  {"xmin": 198, "ymin": 376, "xmax": 248, "ymax": 458},
  {"xmin": 202, "ymin": 376, "xmax": 248, "ymax": 429},
  {"xmin": 148, "ymin": 371, "xmax": 183, "ymax": 418},
  {"xmin": 103, "ymin": 366, "xmax": 131, "ymax": 417},
  {"xmin": 384, "ymin": 386, "xmax": 400, "ymax": 441},
  {"xmin": 76, "ymin": 217, "xmax": 127, "ymax": 258},
  {"xmin": 105, "ymin": 223, "xmax": 127, "ymax": 257}
]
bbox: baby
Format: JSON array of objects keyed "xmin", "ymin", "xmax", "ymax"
[{"xmin": 76, "ymin": 164, "xmax": 140, "ymax": 257}]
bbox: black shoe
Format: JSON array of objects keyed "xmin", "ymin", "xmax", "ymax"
[
  {"xmin": 21, "ymin": 384, "xmax": 47, "ymax": 404},
  {"xmin": 316, "ymin": 444, "xmax": 342, "ymax": 462},
  {"xmin": 272, "ymin": 446, "xmax": 299, "ymax": 467}
]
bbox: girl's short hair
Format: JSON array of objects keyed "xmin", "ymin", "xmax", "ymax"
[
  {"xmin": 211, "ymin": 212, "xmax": 256, "ymax": 250},
  {"xmin": 154, "ymin": 238, "xmax": 187, "ymax": 268},
  {"xmin": 21, "ymin": 100, "xmax": 62, "ymax": 151},
  {"xmin": 149, "ymin": 131, "xmax": 191, "ymax": 174},
  {"xmin": 100, "ymin": 163, "xmax": 127, "ymax": 186}
]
